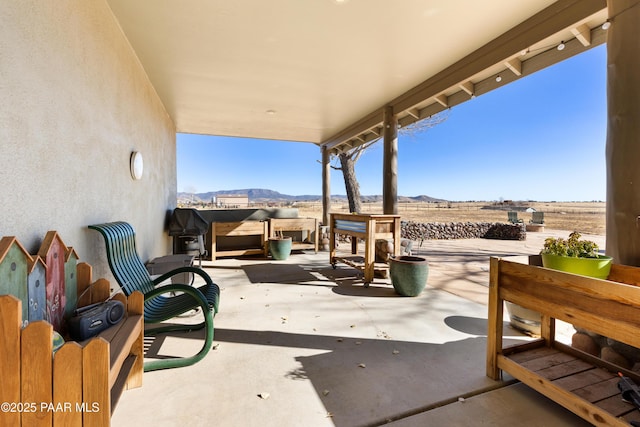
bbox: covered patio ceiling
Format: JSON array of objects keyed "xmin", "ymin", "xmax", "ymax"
[{"xmin": 105, "ymin": 0, "xmax": 607, "ymax": 155}]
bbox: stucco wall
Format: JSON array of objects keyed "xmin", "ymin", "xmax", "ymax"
[{"xmin": 0, "ymin": 1, "xmax": 176, "ymax": 281}]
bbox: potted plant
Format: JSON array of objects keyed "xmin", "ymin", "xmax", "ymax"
[
  {"xmin": 507, "ymin": 231, "xmax": 612, "ymax": 335},
  {"xmin": 540, "ymin": 232, "xmax": 634, "ymax": 365},
  {"xmin": 540, "ymin": 231, "xmax": 612, "ymax": 279},
  {"xmin": 269, "ymin": 229, "xmax": 292, "ymax": 260}
]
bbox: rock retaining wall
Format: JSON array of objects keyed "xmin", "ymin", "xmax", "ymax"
[{"xmin": 401, "ymin": 221, "xmax": 526, "ymax": 241}]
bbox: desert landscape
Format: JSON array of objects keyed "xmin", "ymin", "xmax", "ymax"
[
  {"xmin": 180, "ymin": 189, "xmax": 606, "ymax": 236},
  {"xmin": 294, "ymin": 201, "xmax": 606, "ymax": 236}
]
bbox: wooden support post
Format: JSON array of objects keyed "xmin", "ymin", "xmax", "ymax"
[
  {"xmin": 126, "ymin": 291, "xmax": 144, "ymax": 390},
  {"xmin": 382, "ymin": 105, "xmax": 398, "ymax": 215},
  {"xmin": 322, "ymin": 145, "xmax": 331, "ymax": 227},
  {"xmin": 606, "ymin": 0, "xmax": 640, "ymax": 265},
  {"xmin": 486, "ymin": 257, "xmax": 503, "ymax": 380},
  {"xmin": 364, "ymin": 217, "xmax": 376, "ymax": 282}
]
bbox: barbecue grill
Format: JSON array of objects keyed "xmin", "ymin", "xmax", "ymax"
[{"xmin": 168, "ymin": 208, "xmax": 209, "ymax": 266}]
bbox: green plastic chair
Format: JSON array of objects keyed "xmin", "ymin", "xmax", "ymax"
[
  {"xmin": 89, "ymin": 221, "xmax": 220, "ymax": 371},
  {"xmin": 530, "ymin": 211, "xmax": 545, "ymax": 225},
  {"xmin": 507, "ymin": 211, "xmax": 523, "ymax": 224}
]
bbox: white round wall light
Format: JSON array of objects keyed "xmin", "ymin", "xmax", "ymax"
[{"xmin": 130, "ymin": 151, "xmax": 144, "ymax": 180}]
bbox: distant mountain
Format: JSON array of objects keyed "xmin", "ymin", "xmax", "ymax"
[
  {"xmin": 177, "ymin": 188, "xmax": 446, "ymax": 204},
  {"xmin": 406, "ymin": 195, "xmax": 447, "ymax": 203}
]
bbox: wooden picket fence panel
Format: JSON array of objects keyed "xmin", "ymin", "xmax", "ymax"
[{"xmin": 0, "ymin": 290, "xmax": 143, "ymax": 427}]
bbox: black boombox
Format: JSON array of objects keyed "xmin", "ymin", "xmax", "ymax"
[{"xmin": 67, "ymin": 300, "xmax": 125, "ymax": 341}]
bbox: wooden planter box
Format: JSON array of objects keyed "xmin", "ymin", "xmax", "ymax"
[
  {"xmin": 487, "ymin": 257, "xmax": 640, "ymax": 426},
  {"xmin": 210, "ymin": 221, "xmax": 268, "ymax": 260}
]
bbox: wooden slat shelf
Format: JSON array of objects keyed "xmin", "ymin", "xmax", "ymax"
[
  {"xmin": 331, "ymin": 255, "xmax": 389, "ymax": 277},
  {"xmin": 498, "ymin": 343, "xmax": 639, "ymax": 423}
]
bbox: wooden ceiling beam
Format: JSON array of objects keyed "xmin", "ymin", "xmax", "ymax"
[
  {"xmin": 391, "ymin": 24, "xmax": 607, "ymax": 145},
  {"xmin": 322, "ymin": 0, "xmax": 605, "ymax": 151},
  {"xmin": 434, "ymin": 95, "xmax": 448, "ymax": 108},
  {"xmin": 571, "ymin": 23, "xmax": 592, "ymax": 46},
  {"xmin": 459, "ymin": 81, "xmax": 474, "ymax": 96},
  {"xmin": 505, "ymin": 58, "xmax": 522, "ymax": 76},
  {"xmin": 389, "ymin": 0, "xmax": 605, "ymax": 113}
]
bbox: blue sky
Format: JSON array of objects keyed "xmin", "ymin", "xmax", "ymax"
[{"xmin": 177, "ymin": 45, "xmax": 606, "ymax": 202}]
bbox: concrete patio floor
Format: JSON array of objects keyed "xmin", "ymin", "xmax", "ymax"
[{"xmin": 112, "ymin": 230, "xmax": 604, "ymax": 427}]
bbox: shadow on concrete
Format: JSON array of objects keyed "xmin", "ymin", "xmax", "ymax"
[
  {"xmin": 331, "ymin": 282, "xmax": 398, "ymax": 298},
  {"xmin": 214, "ymin": 327, "xmax": 505, "ymax": 427},
  {"xmin": 444, "ymin": 315, "xmax": 528, "ymax": 338},
  {"xmin": 240, "ymin": 260, "xmax": 396, "ymax": 293},
  {"xmin": 242, "ymin": 262, "xmax": 320, "ymax": 284}
]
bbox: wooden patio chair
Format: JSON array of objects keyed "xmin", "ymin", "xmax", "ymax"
[
  {"xmin": 89, "ymin": 221, "xmax": 220, "ymax": 371},
  {"xmin": 507, "ymin": 211, "xmax": 523, "ymax": 224}
]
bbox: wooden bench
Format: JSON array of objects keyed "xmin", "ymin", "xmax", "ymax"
[
  {"xmin": 0, "ymin": 232, "xmax": 143, "ymax": 426},
  {"xmin": 0, "ymin": 276, "xmax": 143, "ymax": 426},
  {"xmin": 487, "ymin": 256, "xmax": 640, "ymax": 426}
]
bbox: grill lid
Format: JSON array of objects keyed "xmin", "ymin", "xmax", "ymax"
[{"xmin": 168, "ymin": 208, "xmax": 209, "ymax": 236}]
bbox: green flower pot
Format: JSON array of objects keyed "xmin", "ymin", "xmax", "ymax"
[
  {"xmin": 269, "ymin": 237, "xmax": 292, "ymax": 260},
  {"xmin": 541, "ymin": 253, "xmax": 613, "ymax": 279},
  {"xmin": 389, "ymin": 255, "xmax": 429, "ymax": 297}
]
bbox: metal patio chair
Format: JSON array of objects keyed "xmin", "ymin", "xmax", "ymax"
[{"xmin": 89, "ymin": 221, "xmax": 220, "ymax": 371}]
